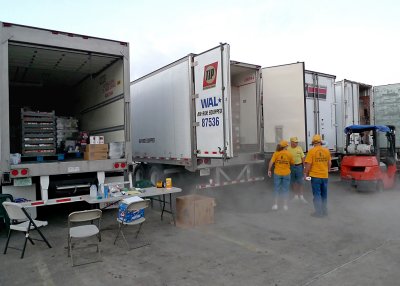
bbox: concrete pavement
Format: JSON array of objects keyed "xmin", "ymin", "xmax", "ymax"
[{"xmin": 0, "ymin": 173, "xmax": 399, "ymax": 286}]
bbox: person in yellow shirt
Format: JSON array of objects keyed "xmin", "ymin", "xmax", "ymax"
[
  {"xmin": 287, "ymin": 136, "xmax": 307, "ymax": 203},
  {"xmin": 304, "ymin": 134, "xmax": 332, "ymax": 217},
  {"xmin": 268, "ymin": 140, "xmax": 294, "ymax": 211}
]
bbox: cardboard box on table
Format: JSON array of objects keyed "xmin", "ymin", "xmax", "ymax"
[{"xmin": 176, "ymin": 195, "xmax": 216, "ymax": 228}]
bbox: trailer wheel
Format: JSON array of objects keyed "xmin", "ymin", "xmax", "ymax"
[
  {"xmin": 133, "ymin": 165, "xmax": 146, "ymax": 183},
  {"xmin": 149, "ymin": 166, "xmax": 165, "ymax": 186}
]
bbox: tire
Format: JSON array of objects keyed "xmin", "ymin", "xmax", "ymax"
[
  {"xmin": 133, "ymin": 165, "xmax": 146, "ymax": 183},
  {"xmin": 149, "ymin": 166, "xmax": 165, "ymax": 186}
]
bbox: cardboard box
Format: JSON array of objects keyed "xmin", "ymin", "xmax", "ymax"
[
  {"xmin": 84, "ymin": 152, "xmax": 108, "ymax": 160},
  {"xmin": 118, "ymin": 199, "xmax": 145, "ymax": 223},
  {"xmin": 85, "ymin": 144, "xmax": 109, "ymax": 153},
  {"xmin": 176, "ymin": 195, "xmax": 216, "ymax": 228}
]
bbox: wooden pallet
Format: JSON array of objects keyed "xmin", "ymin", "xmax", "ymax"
[{"xmin": 21, "ymin": 154, "xmax": 65, "ymax": 162}]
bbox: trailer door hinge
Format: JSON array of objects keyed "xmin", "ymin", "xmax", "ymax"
[
  {"xmin": 192, "ymin": 93, "xmax": 199, "ymax": 99},
  {"xmin": 192, "ymin": 61, "xmax": 198, "ymax": 67},
  {"xmin": 193, "ymin": 122, "xmax": 200, "ymax": 127}
]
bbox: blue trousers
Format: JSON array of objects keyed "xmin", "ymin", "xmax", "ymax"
[
  {"xmin": 273, "ymin": 174, "xmax": 290, "ymax": 198},
  {"xmin": 311, "ymin": 177, "xmax": 328, "ymax": 215}
]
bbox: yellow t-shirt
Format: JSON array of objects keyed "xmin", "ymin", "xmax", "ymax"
[
  {"xmin": 271, "ymin": 150, "xmax": 294, "ymax": 176},
  {"xmin": 304, "ymin": 146, "xmax": 331, "ymax": 178},
  {"xmin": 287, "ymin": 146, "xmax": 305, "ymax": 165}
]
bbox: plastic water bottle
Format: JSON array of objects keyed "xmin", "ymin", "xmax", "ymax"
[
  {"xmin": 104, "ymin": 185, "xmax": 109, "ymax": 198},
  {"xmin": 90, "ymin": 184, "xmax": 97, "ymax": 197},
  {"xmin": 98, "ymin": 184, "xmax": 104, "ymax": 198}
]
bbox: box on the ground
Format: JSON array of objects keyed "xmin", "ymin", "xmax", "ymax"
[
  {"xmin": 176, "ymin": 195, "xmax": 216, "ymax": 228},
  {"xmin": 85, "ymin": 144, "xmax": 109, "ymax": 153},
  {"xmin": 84, "ymin": 152, "xmax": 108, "ymax": 160}
]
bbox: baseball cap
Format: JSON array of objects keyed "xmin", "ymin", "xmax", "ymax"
[
  {"xmin": 312, "ymin": 134, "xmax": 322, "ymax": 143},
  {"xmin": 279, "ymin": 140, "xmax": 289, "ymax": 148},
  {"xmin": 290, "ymin": 136, "xmax": 299, "ymax": 143}
]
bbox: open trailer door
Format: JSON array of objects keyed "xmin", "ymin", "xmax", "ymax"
[
  {"xmin": 194, "ymin": 44, "xmax": 233, "ymax": 158},
  {"xmin": 262, "ymin": 62, "xmax": 306, "ymax": 152}
]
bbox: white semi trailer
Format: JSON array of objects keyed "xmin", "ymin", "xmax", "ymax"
[
  {"xmin": 261, "ymin": 62, "xmax": 337, "ymax": 157},
  {"xmin": 373, "ymin": 83, "xmax": 400, "ymax": 149},
  {"xmin": 131, "ymin": 44, "xmax": 264, "ymax": 189},
  {"xmin": 335, "ymin": 79, "xmax": 373, "ymax": 153},
  {"xmin": 0, "ymin": 22, "xmax": 131, "ymax": 204}
]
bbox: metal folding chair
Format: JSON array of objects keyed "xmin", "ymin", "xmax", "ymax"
[
  {"xmin": 0, "ymin": 194, "xmax": 14, "ymax": 229},
  {"xmin": 2, "ymin": 201, "xmax": 51, "ymax": 259},
  {"xmin": 68, "ymin": 209, "xmax": 102, "ymax": 266},
  {"xmin": 114, "ymin": 199, "xmax": 150, "ymax": 249}
]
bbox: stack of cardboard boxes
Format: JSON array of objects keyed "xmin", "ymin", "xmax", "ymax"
[{"xmin": 84, "ymin": 144, "xmax": 108, "ymax": 160}]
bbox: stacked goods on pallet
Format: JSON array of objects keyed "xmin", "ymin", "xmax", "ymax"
[
  {"xmin": 21, "ymin": 109, "xmax": 56, "ymax": 156},
  {"xmin": 56, "ymin": 116, "xmax": 79, "ymax": 152}
]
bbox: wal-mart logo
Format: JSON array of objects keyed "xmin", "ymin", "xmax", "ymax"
[{"xmin": 200, "ymin": 96, "xmax": 221, "ymax": 108}]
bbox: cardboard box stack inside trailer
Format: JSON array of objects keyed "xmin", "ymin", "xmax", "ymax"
[
  {"xmin": 84, "ymin": 143, "xmax": 108, "ymax": 160},
  {"xmin": 56, "ymin": 116, "xmax": 79, "ymax": 152}
]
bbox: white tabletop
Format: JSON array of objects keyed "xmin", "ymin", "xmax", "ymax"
[{"xmin": 82, "ymin": 187, "xmax": 182, "ymax": 204}]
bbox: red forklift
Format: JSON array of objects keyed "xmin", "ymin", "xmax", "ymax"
[{"xmin": 340, "ymin": 125, "xmax": 397, "ymax": 191}]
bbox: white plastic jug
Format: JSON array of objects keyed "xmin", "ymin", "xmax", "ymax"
[{"xmin": 90, "ymin": 184, "xmax": 97, "ymax": 197}]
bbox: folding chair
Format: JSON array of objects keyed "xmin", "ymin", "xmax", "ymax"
[
  {"xmin": 114, "ymin": 199, "xmax": 150, "ymax": 249},
  {"xmin": 0, "ymin": 194, "xmax": 14, "ymax": 229},
  {"xmin": 68, "ymin": 209, "xmax": 102, "ymax": 266},
  {"xmin": 2, "ymin": 202, "xmax": 52, "ymax": 259}
]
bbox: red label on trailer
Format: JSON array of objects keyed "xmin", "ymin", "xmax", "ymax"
[
  {"xmin": 203, "ymin": 62, "xmax": 218, "ymax": 89},
  {"xmin": 307, "ymin": 85, "xmax": 327, "ymax": 98}
]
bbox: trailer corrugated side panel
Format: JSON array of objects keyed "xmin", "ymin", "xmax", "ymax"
[
  {"xmin": 373, "ymin": 83, "xmax": 400, "ymax": 148},
  {"xmin": 131, "ymin": 58, "xmax": 192, "ymax": 161}
]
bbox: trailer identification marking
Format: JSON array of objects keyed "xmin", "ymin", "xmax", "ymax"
[
  {"xmin": 139, "ymin": 138, "xmax": 155, "ymax": 143},
  {"xmin": 202, "ymin": 117, "xmax": 220, "ymax": 127},
  {"xmin": 200, "ymin": 96, "xmax": 221, "ymax": 108},
  {"xmin": 13, "ymin": 177, "xmax": 32, "ymax": 187},
  {"xmin": 67, "ymin": 167, "xmax": 80, "ymax": 173},
  {"xmin": 203, "ymin": 62, "xmax": 218, "ymax": 89}
]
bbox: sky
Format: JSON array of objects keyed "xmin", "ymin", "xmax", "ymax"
[{"xmin": 1, "ymin": 0, "xmax": 400, "ymax": 85}]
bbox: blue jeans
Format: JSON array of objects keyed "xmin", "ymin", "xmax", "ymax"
[
  {"xmin": 311, "ymin": 177, "xmax": 328, "ymax": 216},
  {"xmin": 273, "ymin": 174, "xmax": 290, "ymax": 198},
  {"xmin": 290, "ymin": 165, "xmax": 304, "ymax": 185}
]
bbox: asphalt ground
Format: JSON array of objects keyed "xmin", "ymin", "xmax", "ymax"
[{"xmin": 1, "ymin": 173, "xmax": 400, "ymax": 286}]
